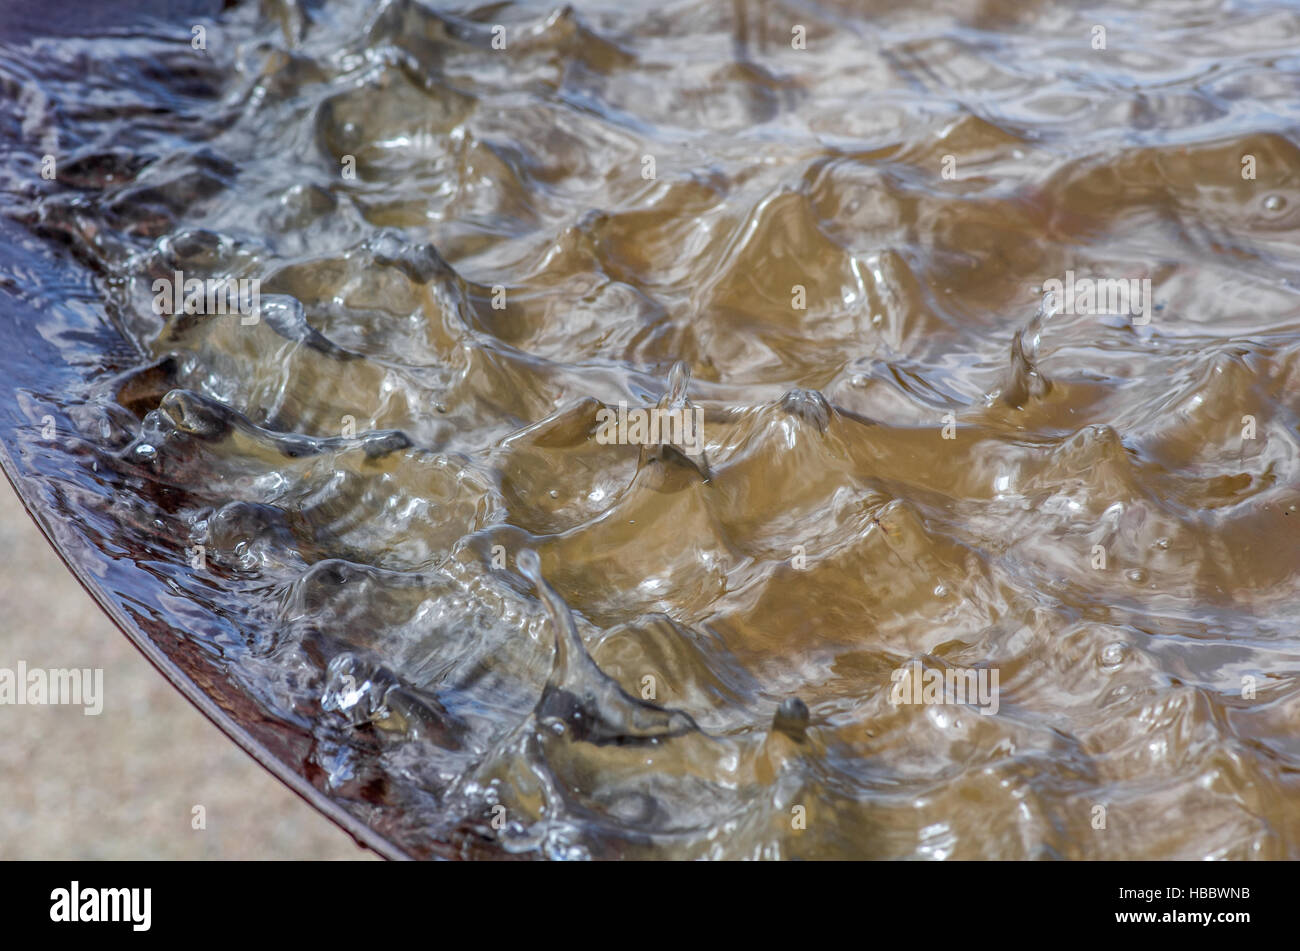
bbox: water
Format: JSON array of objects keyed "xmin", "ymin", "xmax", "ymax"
[{"xmin": 3, "ymin": 0, "xmax": 1300, "ymax": 858}]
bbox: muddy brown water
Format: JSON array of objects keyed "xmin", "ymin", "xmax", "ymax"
[{"xmin": 3, "ymin": 0, "xmax": 1300, "ymax": 858}]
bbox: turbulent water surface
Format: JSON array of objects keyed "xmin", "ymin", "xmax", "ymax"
[{"xmin": 4, "ymin": 0, "xmax": 1300, "ymax": 858}]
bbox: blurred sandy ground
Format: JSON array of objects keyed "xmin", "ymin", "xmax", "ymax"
[{"xmin": 0, "ymin": 482, "xmax": 375, "ymax": 860}]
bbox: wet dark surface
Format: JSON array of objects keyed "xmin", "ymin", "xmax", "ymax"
[{"xmin": 3, "ymin": 0, "xmax": 1300, "ymax": 859}]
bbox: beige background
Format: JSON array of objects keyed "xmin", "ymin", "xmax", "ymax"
[{"xmin": 0, "ymin": 483, "xmax": 374, "ymax": 860}]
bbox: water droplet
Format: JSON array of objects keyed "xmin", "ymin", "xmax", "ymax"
[
  {"xmin": 1125, "ymin": 568, "xmax": 1148, "ymax": 584},
  {"xmin": 1101, "ymin": 643, "xmax": 1125, "ymax": 668},
  {"xmin": 772, "ymin": 697, "xmax": 810, "ymax": 739},
  {"xmin": 1265, "ymin": 194, "xmax": 1285, "ymax": 212}
]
